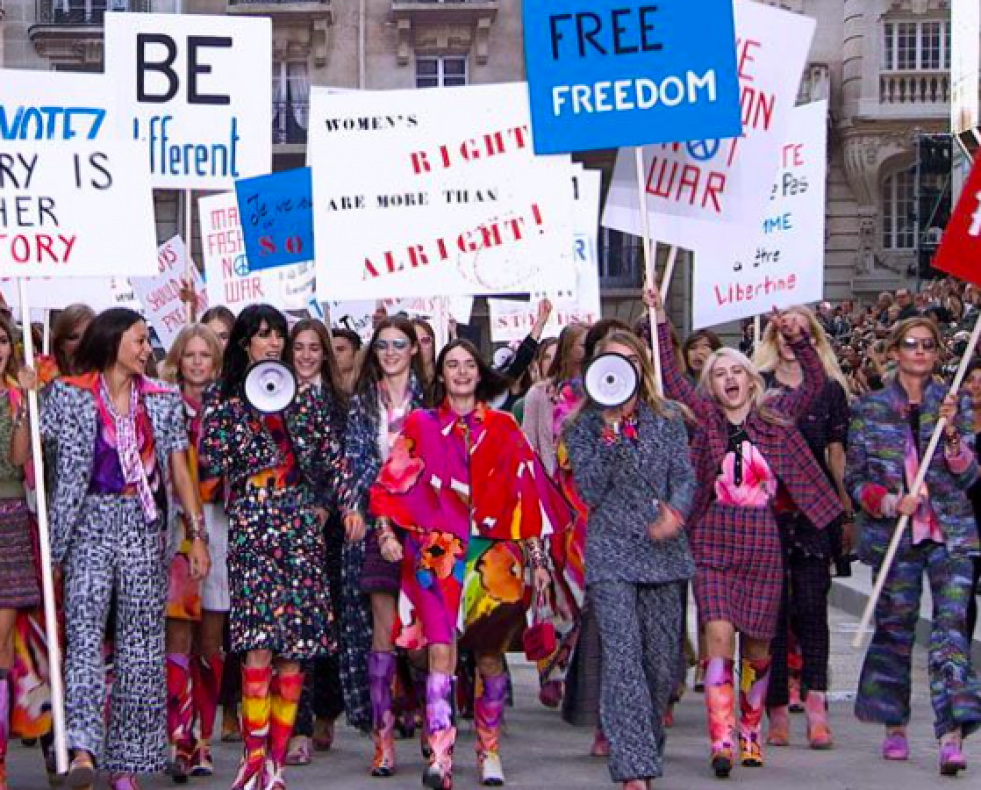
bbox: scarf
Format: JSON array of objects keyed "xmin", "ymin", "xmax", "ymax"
[{"xmin": 99, "ymin": 376, "xmax": 158, "ymax": 522}]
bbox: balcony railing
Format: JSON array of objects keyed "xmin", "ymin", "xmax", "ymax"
[
  {"xmin": 35, "ymin": 0, "xmax": 150, "ymax": 25},
  {"xmin": 273, "ymin": 101, "xmax": 308, "ymax": 145},
  {"xmin": 880, "ymin": 70, "xmax": 950, "ymax": 107}
]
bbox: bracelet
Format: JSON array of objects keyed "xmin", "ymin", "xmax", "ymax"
[
  {"xmin": 526, "ymin": 538, "xmax": 548, "ymax": 570},
  {"xmin": 186, "ymin": 513, "xmax": 209, "ymax": 544}
]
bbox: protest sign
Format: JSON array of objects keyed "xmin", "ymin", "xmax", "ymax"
[
  {"xmin": 601, "ymin": 0, "xmax": 815, "ymax": 250},
  {"xmin": 488, "ymin": 167, "xmax": 602, "ymax": 342},
  {"xmin": 952, "ymin": 0, "xmax": 980, "ymax": 136},
  {"xmin": 307, "ymin": 83, "xmax": 574, "ymax": 301},
  {"xmin": 522, "ymin": 0, "xmax": 740, "ymax": 154},
  {"xmin": 1, "ymin": 276, "xmax": 138, "ymax": 312},
  {"xmin": 932, "ymin": 151, "xmax": 981, "ymax": 288},
  {"xmin": 691, "ymin": 101, "xmax": 827, "ymax": 329},
  {"xmin": 105, "ymin": 13, "xmax": 272, "ymax": 190},
  {"xmin": 0, "ymin": 69, "xmax": 156, "ymax": 279},
  {"xmin": 325, "ymin": 297, "xmax": 474, "ymax": 343},
  {"xmin": 131, "ymin": 236, "xmax": 208, "ymax": 348},
  {"xmin": 199, "ymin": 191, "xmax": 314, "ymax": 313},
  {"xmin": 235, "ymin": 168, "xmax": 314, "ymax": 271}
]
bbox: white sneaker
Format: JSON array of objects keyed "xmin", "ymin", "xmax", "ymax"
[{"xmin": 480, "ymin": 752, "xmax": 505, "ymax": 786}]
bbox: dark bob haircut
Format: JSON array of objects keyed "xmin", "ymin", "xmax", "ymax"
[
  {"xmin": 74, "ymin": 308, "xmax": 145, "ymax": 374},
  {"xmin": 220, "ymin": 303, "xmax": 289, "ymax": 400}
]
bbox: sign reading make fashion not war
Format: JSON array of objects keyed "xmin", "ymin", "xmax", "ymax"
[
  {"xmin": 105, "ymin": 13, "xmax": 272, "ymax": 189},
  {"xmin": 692, "ymin": 101, "xmax": 828, "ymax": 329},
  {"xmin": 235, "ymin": 168, "xmax": 314, "ymax": 272},
  {"xmin": 602, "ymin": 0, "xmax": 815, "ymax": 249},
  {"xmin": 522, "ymin": 0, "xmax": 741, "ymax": 154},
  {"xmin": 307, "ymin": 83, "xmax": 574, "ymax": 301},
  {"xmin": 0, "ymin": 69, "xmax": 157, "ymax": 279}
]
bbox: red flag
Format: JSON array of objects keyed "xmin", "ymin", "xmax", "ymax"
[{"xmin": 933, "ymin": 155, "xmax": 981, "ymax": 286}]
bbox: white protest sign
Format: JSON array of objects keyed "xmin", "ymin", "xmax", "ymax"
[
  {"xmin": 692, "ymin": 101, "xmax": 827, "ymax": 330},
  {"xmin": 105, "ymin": 13, "xmax": 272, "ymax": 190},
  {"xmin": 1, "ymin": 276, "xmax": 137, "ymax": 312},
  {"xmin": 307, "ymin": 83, "xmax": 575, "ymax": 301},
  {"xmin": 326, "ymin": 297, "xmax": 474, "ymax": 343},
  {"xmin": 952, "ymin": 0, "xmax": 980, "ymax": 136},
  {"xmin": 488, "ymin": 167, "xmax": 602, "ymax": 342},
  {"xmin": 131, "ymin": 236, "xmax": 208, "ymax": 349},
  {"xmin": 0, "ymin": 69, "xmax": 157, "ymax": 279},
  {"xmin": 199, "ymin": 191, "xmax": 314, "ymax": 314},
  {"xmin": 601, "ymin": 0, "xmax": 815, "ymax": 249}
]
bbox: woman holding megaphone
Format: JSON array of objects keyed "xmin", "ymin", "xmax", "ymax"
[
  {"xmin": 199, "ymin": 304, "xmax": 343, "ymax": 790},
  {"xmin": 562, "ymin": 330, "xmax": 695, "ymax": 790},
  {"xmin": 649, "ymin": 290, "xmax": 842, "ymax": 778}
]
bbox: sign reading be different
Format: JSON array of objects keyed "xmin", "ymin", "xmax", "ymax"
[{"xmin": 522, "ymin": 0, "xmax": 741, "ymax": 154}]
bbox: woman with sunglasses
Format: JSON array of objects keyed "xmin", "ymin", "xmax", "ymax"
[
  {"xmin": 199, "ymin": 305, "xmax": 342, "ymax": 790},
  {"xmin": 339, "ymin": 317, "xmax": 428, "ymax": 777},
  {"xmin": 847, "ymin": 317, "xmax": 981, "ymax": 774}
]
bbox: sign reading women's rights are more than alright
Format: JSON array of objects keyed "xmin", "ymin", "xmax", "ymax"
[
  {"xmin": 307, "ymin": 83, "xmax": 574, "ymax": 302},
  {"xmin": 105, "ymin": 13, "xmax": 272, "ymax": 189},
  {"xmin": 0, "ymin": 69, "xmax": 157, "ymax": 279},
  {"xmin": 522, "ymin": 0, "xmax": 741, "ymax": 154}
]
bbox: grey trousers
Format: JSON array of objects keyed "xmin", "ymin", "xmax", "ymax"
[
  {"xmin": 64, "ymin": 496, "xmax": 168, "ymax": 773},
  {"xmin": 591, "ymin": 581, "xmax": 682, "ymax": 783}
]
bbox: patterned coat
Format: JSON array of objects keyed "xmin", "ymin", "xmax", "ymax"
[
  {"xmin": 846, "ymin": 378, "xmax": 979, "ymax": 564},
  {"xmin": 41, "ymin": 375, "xmax": 187, "ymax": 563},
  {"xmin": 657, "ymin": 324, "xmax": 843, "ymax": 536}
]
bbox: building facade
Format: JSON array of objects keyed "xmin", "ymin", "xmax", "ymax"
[{"xmin": 0, "ymin": 0, "xmax": 960, "ymax": 331}]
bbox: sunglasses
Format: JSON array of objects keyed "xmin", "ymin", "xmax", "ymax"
[
  {"xmin": 375, "ymin": 338, "xmax": 410, "ymax": 352},
  {"xmin": 900, "ymin": 337, "xmax": 938, "ymax": 352}
]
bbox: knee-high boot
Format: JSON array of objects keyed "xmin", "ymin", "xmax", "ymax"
[
  {"xmin": 739, "ymin": 658, "xmax": 772, "ymax": 768},
  {"xmin": 232, "ymin": 666, "xmax": 272, "ymax": 790},
  {"xmin": 265, "ymin": 670, "xmax": 304, "ymax": 790},
  {"xmin": 702, "ymin": 658, "xmax": 735, "ymax": 778},
  {"xmin": 0, "ymin": 669, "xmax": 10, "ymax": 790},
  {"xmin": 475, "ymin": 673, "xmax": 507, "ymax": 787},
  {"xmin": 368, "ymin": 652, "xmax": 397, "ymax": 777},
  {"xmin": 166, "ymin": 654, "xmax": 194, "ymax": 783},
  {"xmin": 423, "ymin": 672, "xmax": 456, "ymax": 790},
  {"xmin": 191, "ymin": 653, "xmax": 224, "ymax": 775}
]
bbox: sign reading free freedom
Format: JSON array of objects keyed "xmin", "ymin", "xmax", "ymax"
[{"xmin": 523, "ymin": 0, "xmax": 742, "ymax": 154}]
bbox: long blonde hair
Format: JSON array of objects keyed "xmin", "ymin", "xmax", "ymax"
[
  {"xmin": 161, "ymin": 324, "xmax": 222, "ymax": 387},
  {"xmin": 699, "ymin": 347, "xmax": 789, "ymax": 426},
  {"xmin": 752, "ymin": 306, "xmax": 849, "ymax": 392},
  {"xmin": 594, "ymin": 331, "xmax": 691, "ymax": 421}
]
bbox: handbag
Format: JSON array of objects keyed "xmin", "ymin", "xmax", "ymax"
[{"xmin": 522, "ymin": 590, "xmax": 557, "ymax": 662}]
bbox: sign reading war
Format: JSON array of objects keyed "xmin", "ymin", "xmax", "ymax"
[
  {"xmin": 522, "ymin": 0, "xmax": 742, "ymax": 154},
  {"xmin": 234, "ymin": 168, "xmax": 314, "ymax": 272},
  {"xmin": 0, "ymin": 69, "xmax": 157, "ymax": 279},
  {"xmin": 105, "ymin": 13, "xmax": 272, "ymax": 189}
]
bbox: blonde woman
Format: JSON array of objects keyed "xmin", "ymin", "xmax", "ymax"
[
  {"xmin": 161, "ymin": 325, "xmax": 228, "ymax": 780},
  {"xmin": 650, "ymin": 290, "xmax": 842, "ymax": 777},
  {"xmin": 753, "ymin": 307, "xmax": 852, "ymax": 749},
  {"xmin": 563, "ymin": 331, "xmax": 695, "ymax": 790}
]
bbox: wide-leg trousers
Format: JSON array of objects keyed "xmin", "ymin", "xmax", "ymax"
[
  {"xmin": 591, "ymin": 581, "xmax": 682, "ymax": 783},
  {"xmin": 63, "ymin": 496, "xmax": 168, "ymax": 773}
]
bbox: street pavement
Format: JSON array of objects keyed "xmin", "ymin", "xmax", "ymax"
[{"xmin": 6, "ymin": 606, "xmax": 964, "ymax": 789}]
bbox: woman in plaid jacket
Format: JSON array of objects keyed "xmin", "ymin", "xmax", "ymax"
[{"xmin": 652, "ymin": 292, "xmax": 842, "ymax": 777}]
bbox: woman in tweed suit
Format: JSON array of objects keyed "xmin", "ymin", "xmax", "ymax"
[
  {"xmin": 847, "ymin": 317, "xmax": 981, "ymax": 775},
  {"xmin": 652, "ymin": 292, "xmax": 841, "ymax": 777},
  {"xmin": 564, "ymin": 331, "xmax": 695, "ymax": 790}
]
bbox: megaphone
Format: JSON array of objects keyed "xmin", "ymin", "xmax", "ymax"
[
  {"xmin": 243, "ymin": 360, "xmax": 298, "ymax": 414},
  {"xmin": 584, "ymin": 353, "xmax": 639, "ymax": 408}
]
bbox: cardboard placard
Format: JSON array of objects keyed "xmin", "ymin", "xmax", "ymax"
[{"xmin": 235, "ymin": 167, "xmax": 314, "ymax": 271}]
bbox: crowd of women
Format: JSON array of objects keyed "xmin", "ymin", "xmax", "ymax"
[{"xmin": 0, "ymin": 281, "xmax": 979, "ymax": 790}]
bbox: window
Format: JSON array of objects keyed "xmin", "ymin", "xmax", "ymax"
[
  {"xmin": 882, "ymin": 20, "xmax": 951, "ymax": 71},
  {"xmin": 272, "ymin": 62, "xmax": 310, "ymax": 144},
  {"xmin": 598, "ymin": 228, "xmax": 642, "ymax": 287},
  {"xmin": 416, "ymin": 56, "xmax": 468, "ymax": 88},
  {"xmin": 881, "ymin": 169, "xmax": 947, "ymax": 251}
]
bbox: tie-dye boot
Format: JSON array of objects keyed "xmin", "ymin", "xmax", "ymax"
[
  {"xmin": 231, "ymin": 666, "xmax": 272, "ymax": 790},
  {"xmin": 702, "ymin": 658, "xmax": 735, "ymax": 778},
  {"xmin": 423, "ymin": 672, "xmax": 456, "ymax": 790},
  {"xmin": 803, "ymin": 691, "xmax": 833, "ymax": 750},
  {"xmin": 739, "ymin": 658, "xmax": 772, "ymax": 768},
  {"xmin": 368, "ymin": 652, "xmax": 397, "ymax": 777},
  {"xmin": 265, "ymin": 670, "xmax": 304, "ymax": 790},
  {"xmin": 166, "ymin": 654, "xmax": 194, "ymax": 783},
  {"xmin": 475, "ymin": 673, "xmax": 507, "ymax": 787},
  {"xmin": 191, "ymin": 653, "xmax": 224, "ymax": 776}
]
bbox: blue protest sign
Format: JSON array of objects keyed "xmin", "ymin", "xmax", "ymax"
[
  {"xmin": 235, "ymin": 167, "xmax": 314, "ymax": 271},
  {"xmin": 522, "ymin": 0, "xmax": 742, "ymax": 154}
]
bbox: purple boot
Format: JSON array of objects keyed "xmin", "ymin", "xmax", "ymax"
[{"xmin": 368, "ymin": 652, "xmax": 397, "ymax": 777}]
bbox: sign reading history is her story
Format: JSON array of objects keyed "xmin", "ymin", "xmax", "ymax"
[
  {"xmin": 105, "ymin": 13, "xmax": 272, "ymax": 189},
  {"xmin": 307, "ymin": 83, "xmax": 574, "ymax": 301},
  {"xmin": 522, "ymin": 0, "xmax": 741, "ymax": 154},
  {"xmin": 0, "ymin": 69, "xmax": 156, "ymax": 279},
  {"xmin": 692, "ymin": 101, "xmax": 828, "ymax": 329}
]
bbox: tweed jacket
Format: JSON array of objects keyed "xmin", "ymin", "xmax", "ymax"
[
  {"xmin": 41, "ymin": 375, "xmax": 188, "ymax": 564},
  {"xmin": 658, "ymin": 324, "xmax": 843, "ymax": 533},
  {"xmin": 199, "ymin": 384, "xmax": 343, "ymax": 505},
  {"xmin": 563, "ymin": 400, "xmax": 696, "ymax": 586},
  {"xmin": 846, "ymin": 378, "xmax": 979, "ymax": 563}
]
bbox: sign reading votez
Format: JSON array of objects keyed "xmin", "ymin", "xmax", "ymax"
[
  {"xmin": 523, "ymin": 0, "xmax": 741, "ymax": 153},
  {"xmin": 307, "ymin": 83, "xmax": 574, "ymax": 301},
  {"xmin": 0, "ymin": 69, "xmax": 156, "ymax": 278},
  {"xmin": 692, "ymin": 101, "xmax": 828, "ymax": 329},
  {"xmin": 105, "ymin": 13, "xmax": 272, "ymax": 189}
]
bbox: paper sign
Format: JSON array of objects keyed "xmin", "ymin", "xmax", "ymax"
[
  {"xmin": 1, "ymin": 276, "xmax": 140, "ymax": 312},
  {"xmin": 199, "ymin": 191, "xmax": 314, "ymax": 313},
  {"xmin": 601, "ymin": 0, "xmax": 815, "ymax": 248},
  {"xmin": 235, "ymin": 168, "xmax": 314, "ymax": 271},
  {"xmin": 105, "ymin": 13, "xmax": 272, "ymax": 189},
  {"xmin": 131, "ymin": 236, "xmax": 208, "ymax": 349},
  {"xmin": 522, "ymin": 0, "xmax": 741, "ymax": 154},
  {"xmin": 952, "ymin": 0, "xmax": 980, "ymax": 136},
  {"xmin": 326, "ymin": 297, "xmax": 474, "ymax": 343},
  {"xmin": 307, "ymin": 83, "xmax": 575, "ymax": 301},
  {"xmin": 932, "ymin": 152, "xmax": 981, "ymax": 287},
  {"xmin": 692, "ymin": 101, "xmax": 828, "ymax": 329},
  {"xmin": 0, "ymin": 69, "xmax": 157, "ymax": 279}
]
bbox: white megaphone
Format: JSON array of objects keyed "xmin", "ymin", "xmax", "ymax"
[
  {"xmin": 583, "ymin": 353, "xmax": 639, "ymax": 408},
  {"xmin": 243, "ymin": 360, "xmax": 298, "ymax": 414}
]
